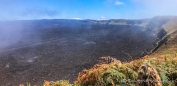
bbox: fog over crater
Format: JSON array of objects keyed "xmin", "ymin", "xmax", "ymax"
[{"xmin": 0, "ymin": 17, "xmax": 173, "ymax": 85}]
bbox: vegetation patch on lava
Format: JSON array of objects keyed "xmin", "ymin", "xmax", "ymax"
[{"xmin": 23, "ymin": 51, "xmax": 177, "ymax": 86}]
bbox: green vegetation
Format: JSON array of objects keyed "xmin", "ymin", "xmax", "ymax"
[
  {"xmin": 20, "ymin": 52, "xmax": 177, "ymax": 86},
  {"xmin": 75, "ymin": 53, "xmax": 177, "ymax": 86}
]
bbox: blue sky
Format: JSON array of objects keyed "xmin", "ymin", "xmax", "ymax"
[{"xmin": 0, "ymin": 0, "xmax": 177, "ymax": 20}]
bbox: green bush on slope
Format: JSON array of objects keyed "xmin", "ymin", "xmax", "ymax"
[{"xmin": 75, "ymin": 53, "xmax": 177, "ymax": 86}]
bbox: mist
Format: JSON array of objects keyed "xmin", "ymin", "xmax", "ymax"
[
  {"xmin": 0, "ymin": 14, "xmax": 174, "ymax": 86},
  {"xmin": 0, "ymin": 21, "xmax": 42, "ymax": 51},
  {"xmin": 0, "ymin": 21, "xmax": 24, "ymax": 49}
]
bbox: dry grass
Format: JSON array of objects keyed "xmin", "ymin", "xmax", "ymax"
[
  {"xmin": 137, "ymin": 64, "xmax": 162, "ymax": 86},
  {"xmin": 19, "ymin": 53, "xmax": 177, "ymax": 86},
  {"xmin": 19, "ymin": 52, "xmax": 177, "ymax": 86},
  {"xmin": 43, "ymin": 80, "xmax": 71, "ymax": 86},
  {"xmin": 75, "ymin": 52, "xmax": 177, "ymax": 86}
]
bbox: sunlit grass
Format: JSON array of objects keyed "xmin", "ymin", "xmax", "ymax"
[
  {"xmin": 74, "ymin": 51, "xmax": 177, "ymax": 86},
  {"xmin": 20, "ymin": 51, "xmax": 177, "ymax": 86}
]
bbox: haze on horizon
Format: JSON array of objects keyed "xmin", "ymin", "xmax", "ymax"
[{"xmin": 0, "ymin": 0, "xmax": 177, "ymax": 20}]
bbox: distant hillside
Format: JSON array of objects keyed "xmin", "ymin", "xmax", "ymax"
[{"xmin": 150, "ymin": 16, "xmax": 177, "ymax": 53}]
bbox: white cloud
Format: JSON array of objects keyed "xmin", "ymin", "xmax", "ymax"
[
  {"xmin": 115, "ymin": 0, "xmax": 124, "ymax": 5},
  {"xmin": 101, "ymin": 16, "xmax": 105, "ymax": 19},
  {"xmin": 105, "ymin": 0, "xmax": 124, "ymax": 6},
  {"xmin": 71, "ymin": 18, "xmax": 82, "ymax": 20}
]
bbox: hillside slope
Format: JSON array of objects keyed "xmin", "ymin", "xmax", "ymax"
[
  {"xmin": 73, "ymin": 27, "xmax": 177, "ymax": 86},
  {"xmin": 152, "ymin": 16, "xmax": 177, "ymax": 54},
  {"xmin": 1, "ymin": 16, "xmax": 176, "ymax": 86},
  {"xmin": 40, "ymin": 17, "xmax": 177, "ymax": 86}
]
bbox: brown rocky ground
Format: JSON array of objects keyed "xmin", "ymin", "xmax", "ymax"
[{"xmin": 0, "ymin": 17, "xmax": 176, "ymax": 86}]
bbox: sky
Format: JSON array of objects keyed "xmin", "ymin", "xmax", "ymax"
[{"xmin": 0, "ymin": 0, "xmax": 177, "ymax": 20}]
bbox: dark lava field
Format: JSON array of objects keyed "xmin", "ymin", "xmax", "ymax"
[{"xmin": 0, "ymin": 18, "xmax": 167, "ymax": 85}]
